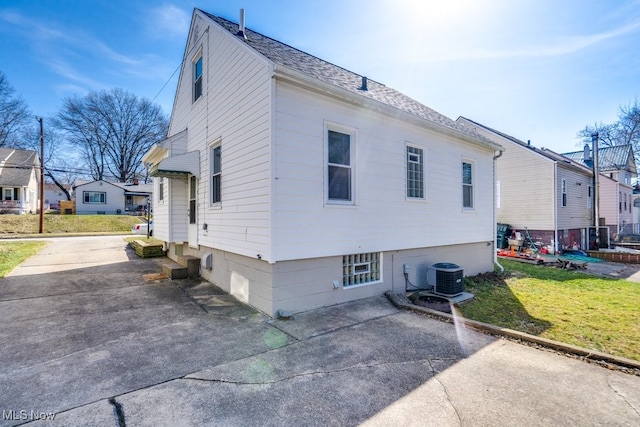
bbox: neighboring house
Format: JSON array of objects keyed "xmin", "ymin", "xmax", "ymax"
[
  {"xmin": 73, "ymin": 180, "xmax": 152, "ymax": 214},
  {"xmin": 563, "ymin": 145, "xmax": 636, "ymax": 236},
  {"xmin": 633, "ymin": 185, "xmax": 640, "ymax": 231},
  {"xmin": 457, "ymin": 117, "xmax": 595, "ymax": 251},
  {"xmin": 0, "ymin": 147, "xmax": 40, "ymax": 214},
  {"xmin": 143, "ymin": 9, "xmax": 503, "ymax": 317},
  {"xmin": 44, "ymin": 183, "xmax": 71, "ymax": 210}
]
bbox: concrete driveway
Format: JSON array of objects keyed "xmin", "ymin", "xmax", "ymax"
[{"xmin": 0, "ymin": 236, "xmax": 638, "ymax": 426}]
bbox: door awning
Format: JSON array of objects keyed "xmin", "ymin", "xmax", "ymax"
[{"xmin": 149, "ymin": 150, "xmax": 200, "ymax": 178}]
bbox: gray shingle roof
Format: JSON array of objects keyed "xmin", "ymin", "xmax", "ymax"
[
  {"xmin": 457, "ymin": 116, "xmax": 562, "ymax": 162},
  {"xmin": 562, "ymin": 145, "xmax": 635, "ymax": 173},
  {"xmin": 0, "ymin": 148, "xmax": 38, "ymax": 186},
  {"xmin": 200, "ymin": 10, "xmax": 495, "ymax": 145}
]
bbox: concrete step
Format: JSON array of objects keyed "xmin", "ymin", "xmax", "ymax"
[
  {"xmin": 177, "ymin": 255, "xmax": 200, "ymax": 278},
  {"xmin": 162, "ymin": 263, "xmax": 188, "ymax": 279}
]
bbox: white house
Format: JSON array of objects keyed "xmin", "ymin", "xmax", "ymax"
[
  {"xmin": 457, "ymin": 117, "xmax": 596, "ymax": 251},
  {"xmin": 73, "ymin": 180, "xmax": 152, "ymax": 214},
  {"xmin": 143, "ymin": 9, "xmax": 504, "ymax": 316},
  {"xmin": 44, "ymin": 183, "xmax": 71, "ymax": 210},
  {"xmin": 0, "ymin": 147, "xmax": 40, "ymax": 214}
]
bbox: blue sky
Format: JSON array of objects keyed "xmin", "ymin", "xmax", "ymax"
[{"xmin": 1, "ymin": 0, "xmax": 639, "ymax": 154}]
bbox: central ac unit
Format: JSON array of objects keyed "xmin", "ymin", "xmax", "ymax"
[{"xmin": 428, "ymin": 263, "xmax": 464, "ymax": 297}]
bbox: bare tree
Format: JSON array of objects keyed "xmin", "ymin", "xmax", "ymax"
[
  {"xmin": 54, "ymin": 88, "xmax": 168, "ymax": 182},
  {"xmin": 0, "ymin": 71, "xmax": 31, "ymax": 148},
  {"xmin": 578, "ymin": 100, "xmax": 640, "ymax": 150}
]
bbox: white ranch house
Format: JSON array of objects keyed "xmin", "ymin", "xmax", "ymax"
[
  {"xmin": 73, "ymin": 180, "xmax": 152, "ymax": 215},
  {"xmin": 143, "ymin": 9, "xmax": 504, "ymax": 316}
]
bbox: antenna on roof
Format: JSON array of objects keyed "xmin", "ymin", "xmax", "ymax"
[
  {"xmin": 237, "ymin": 9, "xmax": 247, "ymax": 40},
  {"xmin": 360, "ymin": 76, "xmax": 368, "ymax": 91}
]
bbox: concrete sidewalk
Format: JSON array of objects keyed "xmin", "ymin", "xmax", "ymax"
[{"xmin": 0, "ymin": 236, "xmax": 638, "ymax": 426}]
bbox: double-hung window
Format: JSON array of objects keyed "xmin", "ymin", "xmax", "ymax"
[
  {"xmin": 406, "ymin": 146, "xmax": 424, "ymax": 199},
  {"xmin": 462, "ymin": 161, "xmax": 473, "ymax": 208},
  {"xmin": 193, "ymin": 54, "xmax": 203, "ymax": 102},
  {"xmin": 561, "ymin": 179, "xmax": 567, "ymax": 207},
  {"xmin": 211, "ymin": 144, "xmax": 221, "ymax": 204},
  {"xmin": 327, "ymin": 128, "xmax": 353, "ymax": 203}
]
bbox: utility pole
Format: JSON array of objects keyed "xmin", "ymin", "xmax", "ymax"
[
  {"xmin": 592, "ymin": 132, "xmax": 599, "ymax": 249},
  {"xmin": 37, "ymin": 117, "xmax": 45, "ymax": 234}
]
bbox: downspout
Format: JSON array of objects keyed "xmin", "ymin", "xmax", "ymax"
[
  {"xmin": 493, "ymin": 150, "xmax": 504, "ymax": 272},
  {"xmin": 553, "ymin": 162, "xmax": 559, "ymax": 254}
]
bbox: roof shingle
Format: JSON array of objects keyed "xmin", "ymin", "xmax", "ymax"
[
  {"xmin": 201, "ymin": 10, "xmax": 496, "ymax": 146},
  {"xmin": 0, "ymin": 148, "xmax": 38, "ymax": 187}
]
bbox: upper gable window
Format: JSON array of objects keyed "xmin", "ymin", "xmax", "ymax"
[{"xmin": 193, "ymin": 55, "xmax": 203, "ymax": 102}]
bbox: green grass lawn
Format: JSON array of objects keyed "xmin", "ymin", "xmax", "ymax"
[
  {"xmin": 0, "ymin": 241, "xmax": 48, "ymax": 277},
  {"xmin": 0, "ymin": 214, "xmax": 146, "ymax": 234},
  {"xmin": 459, "ymin": 259, "xmax": 640, "ymax": 361}
]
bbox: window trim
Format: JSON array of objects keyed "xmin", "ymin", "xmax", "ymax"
[
  {"xmin": 83, "ymin": 191, "xmax": 106, "ymax": 204},
  {"xmin": 158, "ymin": 178, "xmax": 164, "ymax": 202},
  {"xmin": 192, "ymin": 50, "xmax": 203, "ymax": 103},
  {"xmin": 561, "ymin": 179, "xmax": 567, "ymax": 207},
  {"xmin": 406, "ymin": 144, "xmax": 425, "ymax": 200},
  {"xmin": 462, "ymin": 160, "xmax": 474, "ymax": 209},
  {"xmin": 325, "ymin": 122, "xmax": 356, "ymax": 205},
  {"xmin": 210, "ymin": 140, "xmax": 222, "ymax": 206}
]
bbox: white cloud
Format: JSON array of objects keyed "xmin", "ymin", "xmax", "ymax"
[{"xmin": 148, "ymin": 4, "xmax": 190, "ymax": 40}]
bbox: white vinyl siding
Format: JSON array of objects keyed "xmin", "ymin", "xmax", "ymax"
[
  {"xmin": 556, "ymin": 167, "xmax": 592, "ymax": 230},
  {"xmin": 273, "ymin": 82, "xmax": 495, "ymax": 261},
  {"xmin": 167, "ymin": 15, "xmax": 272, "ymax": 260}
]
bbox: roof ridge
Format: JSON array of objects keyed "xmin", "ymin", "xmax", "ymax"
[
  {"xmin": 199, "ymin": 10, "xmax": 384, "ymax": 87},
  {"xmin": 198, "ymin": 9, "xmax": 496, "ymax": 147}
]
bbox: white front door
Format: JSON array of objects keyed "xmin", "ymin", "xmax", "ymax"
[{"xmin": 188, "ymin": 175, "xmax": 198, "ymax": 248}]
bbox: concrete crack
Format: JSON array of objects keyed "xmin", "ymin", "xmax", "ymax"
[
  {"xmin": 427, "ymin": 359, "xmax": 463, "ymax": 426},
  {"xmin": 607, "ymin": 374, "xmax": 640, "ymax": 417},
  {"xmin": 108, "ymin": 397, "xmax": 126, "ymax": 427},
  {"xmin": 186, "ymin": 358, "xmax": 446, "ymax": 385}
]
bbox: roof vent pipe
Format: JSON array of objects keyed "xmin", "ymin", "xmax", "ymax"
[
  {"xmin": 360, "ymin": 76, "xmax": 368, "ymax": 91},
  {"xmin": 237, "ymin": 9, "xmax": 247, "ymax": 40}
]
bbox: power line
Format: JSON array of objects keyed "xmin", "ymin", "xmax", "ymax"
[{"xmin": 151, "ymin": 62, "xmax": 181, "ymax": 105}]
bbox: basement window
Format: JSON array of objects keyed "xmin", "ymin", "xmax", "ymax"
[{"xmin": 343, "ymin": 252, "xmax": 381, "ymax": 287}]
